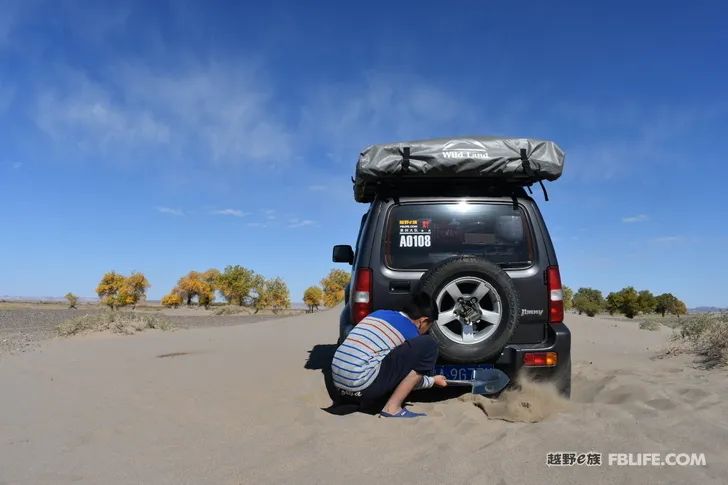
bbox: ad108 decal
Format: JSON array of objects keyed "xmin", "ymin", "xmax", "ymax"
[{"xmin": 398, "ymin": 218, "xmax": 432, "ymax": 248}]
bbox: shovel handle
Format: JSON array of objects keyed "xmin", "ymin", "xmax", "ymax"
[{"xmin": 446, "ymin": 380, "xmax": 473, "ymax": 386}]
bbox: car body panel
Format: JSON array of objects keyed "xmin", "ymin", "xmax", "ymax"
[{"xmin": 336, "ymin": 191, "xmax": 571, "ymax": 395}]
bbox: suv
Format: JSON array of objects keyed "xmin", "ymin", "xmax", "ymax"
[{"xmin": 332, "ymin": 185, "xmax": 571, "ymax": 397}]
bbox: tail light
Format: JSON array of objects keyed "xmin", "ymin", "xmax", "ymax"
[
  {"xmin": 546, "ymin": 265, "xmax": 564, "ymax": 323},
  {"xmin": 523, "ymin": 352, "xmax": 558, "ymax": 367},
  {"xmin": 352, "ymin": 268, "xmax": 372, "ymax": 324}
]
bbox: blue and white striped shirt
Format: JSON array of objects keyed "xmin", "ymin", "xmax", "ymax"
[{"xmin": 332, "ymin": 310, "xmax": 421, "ymax": 392}]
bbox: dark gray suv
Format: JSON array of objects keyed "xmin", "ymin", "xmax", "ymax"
[{"xmin": 333, "ymin": 186, "xmax": 571, "ymax": 396}]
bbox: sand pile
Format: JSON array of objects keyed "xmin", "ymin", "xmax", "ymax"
[{"xmin": 462, "ymin": 375, "xmax": 569, "ymax": 422}]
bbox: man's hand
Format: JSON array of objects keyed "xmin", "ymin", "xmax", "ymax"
[{"xmin": 433, "ymin": 375, "xmax": 448, "ymax": 387}]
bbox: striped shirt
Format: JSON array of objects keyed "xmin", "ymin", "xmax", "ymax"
[{"xmin": 332, "ymin": 310, "xmax": 420, "ymax": 392}]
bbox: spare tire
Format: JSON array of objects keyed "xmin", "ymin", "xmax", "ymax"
[{"xmin": 418, "ymin": 256, "xmax": 520, "ymax": 363}]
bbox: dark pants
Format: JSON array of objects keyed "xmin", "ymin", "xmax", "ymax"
[{"xmin": 337, "ymin": 335, "xmax": 439, "ymax": 413}]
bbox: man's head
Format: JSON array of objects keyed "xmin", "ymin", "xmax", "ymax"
[{"xmin": 403, "ymin": 291, "xmax": 439, "ymax": 334}]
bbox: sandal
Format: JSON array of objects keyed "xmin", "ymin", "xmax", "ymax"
[{"xmin": 379, "ymin": 408, "xmax": 427, "ymax": 418}]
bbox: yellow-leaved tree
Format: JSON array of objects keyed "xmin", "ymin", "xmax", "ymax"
[
  {"xmin": 303, "ymin": 286, "xmax": 323, "ymax": 313},
  {"xmin": 96, "ymin": 271, "xmax": 127, "ymax": 309},
  {"xmin": 321, "ymin": 269, "xmax": 351, "ymax": 308},
  {"xmin": 96, "ymin": 271, "xmax": 149, "ymax": 309},
  {"xmin": 175, "ymin": 269, "xmax": 218, "ymax": 308},
  {"xmin": 120, "ymin": 272, "xmax": 150, "ymax": 308},
  {"xmin": 199, "ymin": 269, "xmax": 220, "ymax": 308},
  {"xmin": 217, "ymin": 265, "xmax": 258, "ymax": 306},
  {"xmin": 254, "ymin": 277, "xmax": 291, "ymax": 314},
  {"xmin": 161, "ymin": 292, "xmax": 182, "ymax": 308}
]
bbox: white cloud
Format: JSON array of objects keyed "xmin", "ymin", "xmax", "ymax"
[
  {"xmin": 652, "ymin": 236, "xmax": 684, "ymax": 243},
  {"xmin": 35, "ymin": 69, "xmax": 170, "ymax": 153},
  {"xmin": 156, "ymin": 206, "xmax": 184, "ymax": 216},
  {"xmin": 246, "ymin": 222, "xmax": 268, "ymax": 228},
  {"xmin": 622, "ymin": 214, "xmax": 649, "ymax": 223},
  {"xmin": 34, "ymin": 62, "xmax": 292, "ymax": 165},
  {"xmin": 299, "ymin": 74, "xmax": 466, "ymax": 161},
  {"xmin": 288, "ymin": 218, "xmax": 315, "ymax": 228},
  {"xmin": 116, "ymin": 62, "xmax": 292, "ymax": 164},
  {"xmin": 211, "ymin": 209, "xmax": 248, "ymax": 217},
  {"xmin": 559, "ymin": 104, "xmax": 724, "ymax": 182}
]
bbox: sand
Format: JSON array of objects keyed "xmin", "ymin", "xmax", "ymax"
[{"xmin": 1, "ymin": 310, "xmax": 726, "ymax": 484}]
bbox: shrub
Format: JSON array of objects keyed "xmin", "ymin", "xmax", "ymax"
[
  {"xmin": 677, "ymin": 314, "xmax": 728, "ymax": 368},
  {"xmin": 57, "ymin": 312, "xmax": 172, "ymax": 336},
  {"xmin": 605, "ymin": 291, "xmax": 622, "ymax": 315},
  {"xmin": 655, "ymin": 293, "xmax": 688, "ymax": 318},
  {"xmin": 65, "ymin": 292, "xmax": 78, "ymax": 309},
  {"xmin": 637, "ymin": 290, "xmax": 657, "ymax": 314},
  {"xmin": 697, "ymin": 319, "xmax": 728, "ymax": 368},
  {"xmin": 617, "ymin": 286, "xmax": 640, "ymax": 319},
  {"xmin": 214, "ymin": 305, "xmax": 252, "ymax": 316},
  {"xmin": 680, "ymin": 315, "xmax": 714, "ymax": 341},
  {"xmin": 639, "ymin": 319, "xmax": 661, "ymax": 331},
  {"xmin": 562, "ymin": 286, "xmax": 574, "ymax": 311},
  {"xmin": 57, "ymin": 314, "xmax": 98, "ymax": 336},
  {"xmin": 606, "ymin": 287, "xmax": 652, "ymax": 318},
  {"xmin": 573, "ymin": 287, "xmax": 604, "ymax": 317}
]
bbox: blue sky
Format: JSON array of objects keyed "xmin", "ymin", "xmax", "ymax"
[{"xmin": 1, "ymin": 0, "xmax": 726, "ymax": 306}]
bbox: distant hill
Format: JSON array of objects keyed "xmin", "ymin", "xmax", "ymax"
[
  {"xmin": 689, "ymin": 306, "xmax": 728, "ymax": 313},
  {"xmin": 0, "ymin": 295, "xmax": 98, "ymax": 303}
]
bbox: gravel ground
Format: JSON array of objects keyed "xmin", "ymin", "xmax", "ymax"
[
  {"xmin": 0, "ymin": 306, "xmax": 297, "ymax": 356},
  {"xmin": 0, "ymin": 308, "xmax": 105, "ymax": 355}
]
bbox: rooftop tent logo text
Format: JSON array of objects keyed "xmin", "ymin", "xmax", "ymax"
[
  {"xmin": 442, "ymin": 150, "xmax": 490, "ymax": 160},
  {"xmin": 440, "ymin": 140, "xmax": 490, "ymax": 160}
]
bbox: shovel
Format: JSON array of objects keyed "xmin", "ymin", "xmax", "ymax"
[{"xmin": 446, "ymin": 368, "xmax": 510, "ymax": 395}]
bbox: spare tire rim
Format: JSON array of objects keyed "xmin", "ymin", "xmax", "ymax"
[{"xmin": 435, "ymin": 276, "xmax": 503, "ymax": 345}]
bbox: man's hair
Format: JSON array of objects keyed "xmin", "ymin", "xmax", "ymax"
[{"xmin": 403, "ymin": 291, "xmax": 439, "ymax": 322}]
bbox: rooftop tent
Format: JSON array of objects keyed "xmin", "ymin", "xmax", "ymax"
[{"xmin": 353, "ymin": 136, "xmax": 565, "ymax": 202}]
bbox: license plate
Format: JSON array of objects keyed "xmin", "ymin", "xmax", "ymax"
[{"xmin": 434, "ymin": 364, "xmax": 494, "ymax": 381}]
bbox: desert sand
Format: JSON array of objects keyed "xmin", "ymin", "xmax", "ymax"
[{"xmin": 1, "ymin": 309, "xmax": 726, "ymax": 484}]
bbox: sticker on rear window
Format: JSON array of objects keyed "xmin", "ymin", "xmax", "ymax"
[{"xmin": 398, "ymin": 219, "xmax": 432, "ymax": 248}]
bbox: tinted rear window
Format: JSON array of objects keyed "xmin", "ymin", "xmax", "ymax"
[{"xmin": 384, "ymin": 202, "xmax": 535, "ymax": 270}]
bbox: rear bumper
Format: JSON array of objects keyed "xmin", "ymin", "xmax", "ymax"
[
  {"xmin": 492, "ymin": 322, "xmax": 571, "ymax": 396},
  {"xmin": 339, "ymin": 310, "xmax": 571, "ymax": 396}
]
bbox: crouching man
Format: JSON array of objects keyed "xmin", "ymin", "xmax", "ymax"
[{"xmin": 331, "ymin": 292, "xmax": 447, "ymax": 418}]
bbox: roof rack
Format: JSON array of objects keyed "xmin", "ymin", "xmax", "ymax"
[{"xmin": 354, "ymin": 177, "xmax": 531, "ymax": 200}]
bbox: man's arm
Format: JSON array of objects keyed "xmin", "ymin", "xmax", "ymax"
[{"xmin": 414, "ymin": 375, "xmax": 448, "ymax": 390}]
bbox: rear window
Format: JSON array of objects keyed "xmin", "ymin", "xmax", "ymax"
[{"xmin": 384, "ymin": 202, "xmax": 535, "ymax": 270}]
